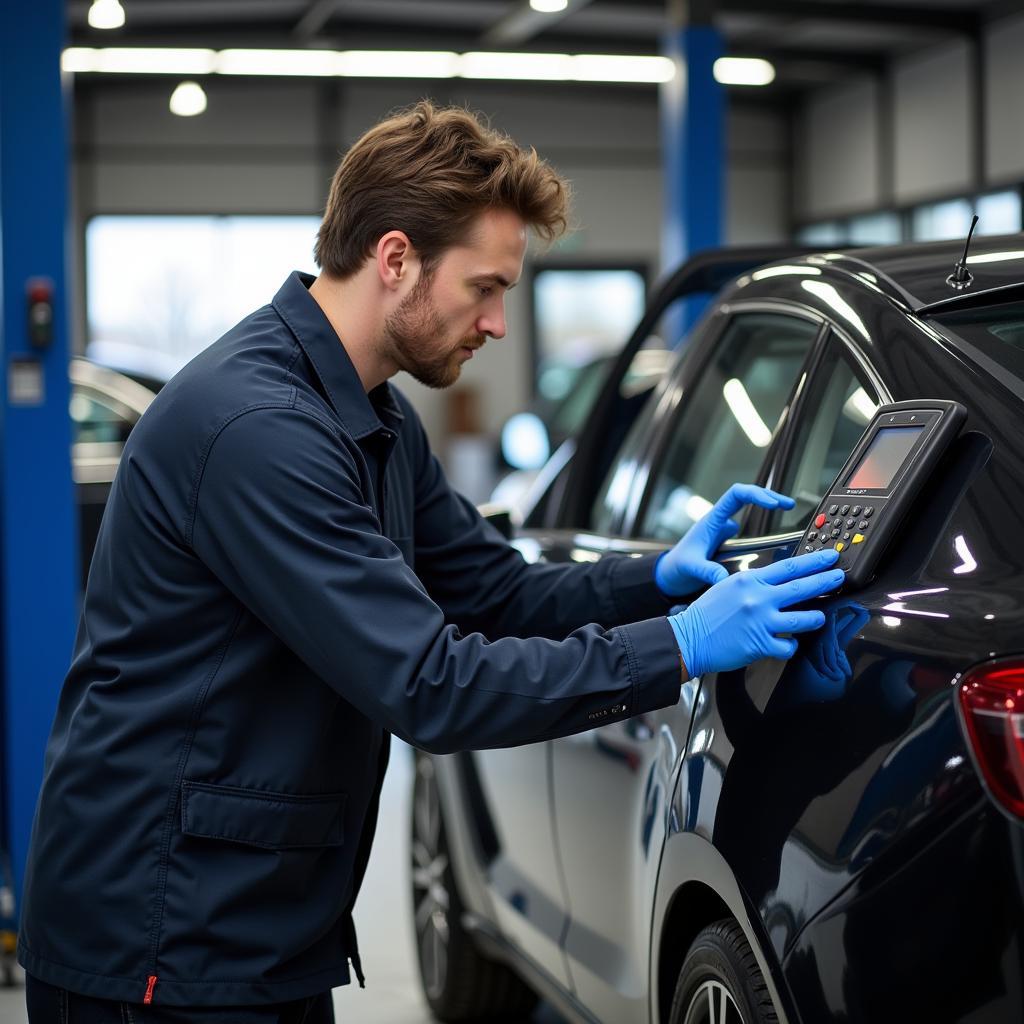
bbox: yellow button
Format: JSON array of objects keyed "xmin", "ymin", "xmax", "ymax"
[
  {"xmin": 852, "ymin": 533, "xmax": 865, "ymax": 544},
  {"xmin": 835, "ymin": 542, "xmax": 845, "ymax": 552}
]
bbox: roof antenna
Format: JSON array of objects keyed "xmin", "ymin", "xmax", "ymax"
[{"xmin": 946, "ymin": 214, "xmax": 979, "ymax": 292}]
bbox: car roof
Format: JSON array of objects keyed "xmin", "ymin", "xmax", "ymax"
[
  {"xmin": 790, "ymin": 234, "xmax": 1024, "ymax": 310},
  {"xmin": 70, "ymin": 357, "xmax": 159, "ymax": 417}
]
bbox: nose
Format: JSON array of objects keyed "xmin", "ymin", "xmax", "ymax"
[{"xmin": 477, "ymin": 299, "xmax": 507, "ymax": 341}]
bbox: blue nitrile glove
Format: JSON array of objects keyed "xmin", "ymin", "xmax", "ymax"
[
  {"xmin": 667, "ymin": 549, "xmax": 844, "ymax": 677},
  {"xmin": 654, "ymin": 483, "xmax": 796, "ymax": 598},
  {"xmin": 786, "ymin": 600, "xmax": 870, "ymax": 703}
]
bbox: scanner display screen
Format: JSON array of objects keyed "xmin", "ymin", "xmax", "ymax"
[{"xmin": 845, "ymin": 425, "xmax": 924, "ymax": 490}]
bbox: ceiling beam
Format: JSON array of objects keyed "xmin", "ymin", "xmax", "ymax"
[
  {"xmin": 719, "ymin": 0, "xmax": 978, "ymax": 33},
  {"xmin": 294, "ymin": 0, "xmax": 337, "ymax": 39},
  {"xmin": 744, "ymin": 47, "xmax": 888, "ymax": 72},
  {"xmin": 481, "ymin": 0, "xmax": 595, "ymax": 48}
]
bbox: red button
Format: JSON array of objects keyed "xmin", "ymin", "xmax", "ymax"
[{"xmin": 814, "ymin": 513, "xmax": 827, "ymax": 528}]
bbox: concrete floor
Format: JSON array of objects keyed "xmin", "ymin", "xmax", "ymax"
[{"xmin": 0, "ymin": 741, "xmax": 566, "ymax": 1024}]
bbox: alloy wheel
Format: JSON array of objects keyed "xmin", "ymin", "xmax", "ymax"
[
  {"xmin": 412, "ymin": 755, "xmax": 451, "ymax": 1001},
  {"xmin": 683, "ymin": 979, "xmax": 745, "ymax": 1024}
]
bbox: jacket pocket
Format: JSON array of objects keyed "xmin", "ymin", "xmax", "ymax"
[{"xmin": 180, "ymin": 781, "xmax": 346, "ymax": 849}]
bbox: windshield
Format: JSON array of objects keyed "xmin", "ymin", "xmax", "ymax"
[{"xmin": 934, "ymin": 301, "xmax": 1024, "ymax": 382}]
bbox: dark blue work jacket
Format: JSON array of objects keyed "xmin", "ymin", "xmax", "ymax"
[{"xmin": 18, "ymin": 272, "xmax": 682, "ymax": 1007}]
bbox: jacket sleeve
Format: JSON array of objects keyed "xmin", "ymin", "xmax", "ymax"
[
  {"xmin": 191, "ymin": 406, "xmax": 682, "ymax": 754},
  {"xmin": 407, "ymin": 410, "xmax": 675, "ymax": 641}
]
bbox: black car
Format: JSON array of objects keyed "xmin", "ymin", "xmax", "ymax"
[{"xmin": 409, "ymin": 237, "xmax": 1024, "ymax": 1024}]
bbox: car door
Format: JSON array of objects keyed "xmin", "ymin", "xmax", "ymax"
[
  {"xmin": 465, "ymin": 731, "xmax": 573, "ymax": 989},
  {"xmin": 549, "ymin": 308, "xmax": 824, "ymax": 1023},
  {"xmin": 662, "ymin": 320, "xmax": 981, "ymax": 1023}
]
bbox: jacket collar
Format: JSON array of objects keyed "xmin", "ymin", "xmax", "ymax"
[{"xmin": 272, "ymin": 271, "xmax": 405, "ymax": 440}]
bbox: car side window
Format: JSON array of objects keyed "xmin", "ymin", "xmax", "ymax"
[
  {"xmin": 769, "ymin": 337, "xmax": 881, "ymax": 534},
  {"xmin": 70, "ymin": 390, "xmax": 135, "ymax": 445},
  {"xmin": 590, "ymin": 383, "xmax": 662, "ymax": 534},
  {"xmin": 638, "ymin": 313, "xmax": 820, "ymax": 542}
]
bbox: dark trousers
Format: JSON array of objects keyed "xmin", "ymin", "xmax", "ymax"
[{"xmin": 26, "ymin": 974, "xmax": 336, "ymax": 1024}]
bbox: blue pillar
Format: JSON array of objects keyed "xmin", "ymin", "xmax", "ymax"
[
  {"xmin": 660, "ymin": 23, "xmax": 725, "ymax": 340},
  {"xmin": 0, "ymin": 0, "xmax": 78, "ymax": 898}
]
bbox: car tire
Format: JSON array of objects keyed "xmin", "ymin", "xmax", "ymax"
[
  {"xmin": 668, "ymin": 919, "xmax": 778, "ymax": 1024},
  {"xmin": 411, "ymin": 753, "xmax": 538, "ymax": 1023}
]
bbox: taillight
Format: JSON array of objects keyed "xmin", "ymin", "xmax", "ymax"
[{"xmin": 958, "ymin": 661, "xmax": 1024, "ymax": 818}]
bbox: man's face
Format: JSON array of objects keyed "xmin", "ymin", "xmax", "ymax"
[{"xmin": 383, "ymin": 208, "xmax": 527, "ymax": 389}]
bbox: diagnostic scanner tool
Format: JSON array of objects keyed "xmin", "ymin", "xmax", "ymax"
[{"xmin": 800, "ymin": 399, "xmax": 966, "ymax": 588}]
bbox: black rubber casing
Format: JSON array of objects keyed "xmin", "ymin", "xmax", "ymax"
[{"xmin": 800, "ymin": 399, "xmax": 967, "ymax": 588}]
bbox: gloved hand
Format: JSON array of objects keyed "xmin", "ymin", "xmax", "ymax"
[
  {"xmin": 785, "ymin": 600, "xmax": 871, "ymax": 704},
  {"xmin": 654, "ymin": 483, "xmax": 796, "ymax": 598},
  {"xmin": 668, "ymin": 549, "xmax": 844, "ymax": 678},
  {"xmin": 807, "ymin": 601, "xmax": 870, "ymax": 684}
]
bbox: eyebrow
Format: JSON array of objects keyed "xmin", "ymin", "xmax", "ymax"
[{"xmin": 475, "ymin": 274, "xmax": 518, "ymax": 289}]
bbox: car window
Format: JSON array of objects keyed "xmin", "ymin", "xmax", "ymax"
[
  {"xmin": 638, "ymin": 312, "xmax": 820, "ymax": 542},
  {"xmin": 70, "ymin": 389, "xmax": 135, "ymax": 445},
  {"xmin": 769, "ymin": 337, "xmax": 881, "ymax": 534},
  {"xmin": 590, "ymin": 382, "xmax": 662, "ymax": 534}
]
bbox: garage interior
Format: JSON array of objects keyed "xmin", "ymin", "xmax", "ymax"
[{"xmin": 2, "ymin": 1, "xmax": 1023, "ymax": 1022}]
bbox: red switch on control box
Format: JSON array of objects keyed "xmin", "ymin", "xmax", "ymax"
[
  {"xmin": 814, "ymin": 513, "xmax": 827, "ymax": 528},
  {"xmin": 27, "ymin": 278, "xmax": 55, "ymax": 349}
]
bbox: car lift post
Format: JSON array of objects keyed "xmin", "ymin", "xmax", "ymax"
[
  {"xmin": 661, "ymin": 0, "xmax": 725, "ymax": 339},
  {"xmin": 0, "ymin": 0, "xmax": 79, "ymax": 916}
]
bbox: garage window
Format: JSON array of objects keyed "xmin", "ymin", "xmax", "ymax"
[{"xmin": 85, "ymin": 215, "xmax": 321, "ymax": 381}]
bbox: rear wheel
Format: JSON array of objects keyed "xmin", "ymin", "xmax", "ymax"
[
  {"xmin": 669, "ymin": 919, "xmax": 778, "ymax": 1024},
  {"xmin": 411, "ymin": 753, "xmax": 538, "ymax": 1023}
]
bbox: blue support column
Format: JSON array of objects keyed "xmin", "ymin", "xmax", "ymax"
[
  {"xmin": 0, "ymin": 0, "xmax": 78, "ymax": 897},
  {"xmin": 660, "ymin": 23, "xmax": 725, "ymax": 341}
]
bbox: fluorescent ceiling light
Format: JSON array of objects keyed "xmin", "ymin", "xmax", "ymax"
[
  {"xmin": 60, "ymin": 47, "xmax": 676, "ymax": 85},
  {"xmin": 339, "ymin": 50, "xmax": 459, "ymax": 78},
  {"xmin": 713, "ymin": 57, "xmax": 775, "ymax": 87},
  {"xmin": 461, "ymin": 51, "xmax": 573, "ymax": 80},
  {"xmin": 62, "ymin": 48, "xmax": 217, "ymax": 75},
  {"xmin": 573, "ymin": 54, "xmax": 674, "ymax": 83},
  {"xmin": 88, "ymin": 0, "xmax": 125, "ymax": 30},
  {"xmin": 530, "ymin": 0, "xmax": 569, "ymax": 11},
  {"xmin": 217, "ymin": 49, "xmax": 340, "ymax": 76},
  {"xmin": 169, "ymin": 81, "xmax": 207, "ymax": 117},
  {"xmin": 723, "ymin": 378, "xmax": 772, "ymax": 447}
]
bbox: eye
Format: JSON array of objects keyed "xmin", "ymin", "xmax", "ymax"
[{"xmin": 477, "ymin": 285, "xmax": 493, "ymax": 297}]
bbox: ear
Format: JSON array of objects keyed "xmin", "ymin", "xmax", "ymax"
[{"xmin": 376, "ymin": 231, "xmax": 416, "ymax": 292}]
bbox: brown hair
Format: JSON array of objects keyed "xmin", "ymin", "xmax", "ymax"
[{"xmin": 314, "ymin": 100, "xmax": 570, "ymax": 279}]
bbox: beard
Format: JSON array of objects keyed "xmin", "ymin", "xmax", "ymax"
[{"xmin": 383, "ymin": 272, "xmax": 483, "ymax": 390}]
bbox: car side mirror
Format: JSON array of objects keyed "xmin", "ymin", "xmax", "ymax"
[{"xmin": 477, "ymin": 502, "xmax": 515, "ymax": 540}]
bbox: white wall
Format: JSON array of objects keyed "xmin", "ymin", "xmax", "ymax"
[
  {"xmin": 793, "ymin": 13, "xmax": 1024, "ymax": 223},
  {"xmin": 794, "ymin": 76, "xmax": 880, "ymax": 221},
  {"xmin": 892, "ymin": 38, "xmax": 973, "ymax": 204},
  {"xmin": 727, "ymin": 105, "xmax": 790, "ymax": 244},
  {"xmin": 985, "ymin": 13, "xmax": 1024, "ymax": 187},
  {"xmin": 72, "ymin": 77, "xmax": 788, "ymax": 447}
]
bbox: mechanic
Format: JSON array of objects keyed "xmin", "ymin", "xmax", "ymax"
[{"xmin": 19, "ymin": 101, "xmax": 842, "ymax": 1024}]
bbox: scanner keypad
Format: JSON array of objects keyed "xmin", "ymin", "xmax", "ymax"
[{"xmin": 803, "ymin": 496, "xmax": 880, "ymax": 557}]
